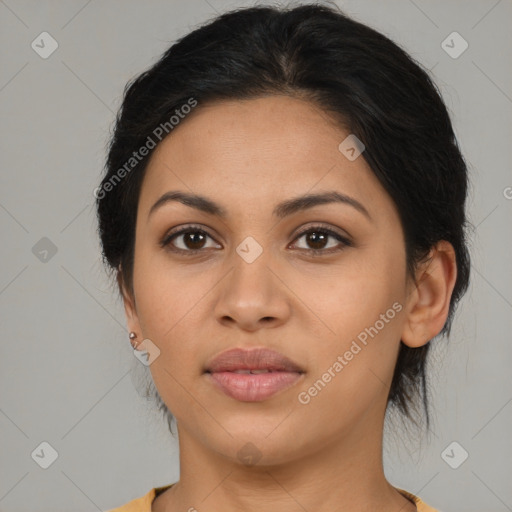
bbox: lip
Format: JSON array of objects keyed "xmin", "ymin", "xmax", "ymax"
[
  {"xmin": 204, "ymin": 347, "xmax": 305, "ymax": 402},
  {"xmin": 205, "ymin": 347, "xmax": 304, "ymax": 373}
]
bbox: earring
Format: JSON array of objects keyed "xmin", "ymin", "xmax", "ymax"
[{"xmin": 129, "ymin": 331, "xmax": 141, "ymax": 350}]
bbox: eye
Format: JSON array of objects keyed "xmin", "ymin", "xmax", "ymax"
[
  {"xmin": 160, "ymin": 225, "xmax": 220, "ymax": 253},
  {"xmin": 291, "ymin": 225, "xmax": 352, "ymax": 254},
  {"xmin": 160, "ymin": 223, "xmax": 352, "ymax": 256}
]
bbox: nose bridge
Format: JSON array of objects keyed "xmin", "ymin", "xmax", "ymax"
[
  {"xmin": 232, "ymin": 242, "xmax": 273, "ymax": 300},
  {"xmin": 214, "ymin": 238, "xmax": 290, "ymax": 329}
]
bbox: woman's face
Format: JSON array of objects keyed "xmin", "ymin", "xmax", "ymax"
[{"xmin": 126, "ymin": 95, "xmax": 412, "ymax": 464}]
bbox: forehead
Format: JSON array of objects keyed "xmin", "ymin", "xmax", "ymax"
[
  {"xmin": 138, "ymin": 95, "xmax": 388, "ymax": 218},
  {"xmin": 148, "ymin": 95, "xmax": 345, "ymax": 172}
]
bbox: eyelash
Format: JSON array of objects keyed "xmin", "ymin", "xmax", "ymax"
[{"xmin": 160, "ymin": 224, "xmax": 352, "ymax": 256}]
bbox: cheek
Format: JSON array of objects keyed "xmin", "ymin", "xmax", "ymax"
[
  {"xmin": 291, "ymin": 241, "xmax": 405, "ymax": 339},
  {"xmin": 295, "ymin": 302, "xmax": 404, "ymax": 436},
  {"xmin": 294, "ymin": 242, "xmax": 406, "ymax": 403},
  {"xmin": 131, "ymin": 243, "xmax": 222, "ymax": 385},
  {"xmin": 132, "ymin": 239, "xmax": 201, "ymax": 337},
  {"xmin": 132, "ymin": 252, "xmax": 208, "ymax": 415}
]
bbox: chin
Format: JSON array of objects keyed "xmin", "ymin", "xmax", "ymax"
[{"xmin": 205, "ymin": 426, "xmax": 307, "ymax": 467}]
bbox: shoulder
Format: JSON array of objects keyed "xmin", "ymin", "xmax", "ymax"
[
  {"xmin": 106, "ymin": 484, "xmax": 174, "ymax": 512},
  {"xmin": 396, "ymin": 487, "xmax": 441, "ymax": 512}
]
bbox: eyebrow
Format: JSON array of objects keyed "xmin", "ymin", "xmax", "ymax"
[{"xmin": 148, "ymin": 190, "xmax": 371, "ymax": 221}]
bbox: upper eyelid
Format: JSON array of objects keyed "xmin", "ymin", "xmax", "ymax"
[{"xmin": 293, "ymin": 223, "xmax": 350, "ymax": 239}]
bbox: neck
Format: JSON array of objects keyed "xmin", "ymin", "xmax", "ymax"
[{"xmin": 155, "ymin": 410, "xmax": 416, "ymax": 512}]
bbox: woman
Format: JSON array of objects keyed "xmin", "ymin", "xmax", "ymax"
[{"xmin": 97, "ymin": 3, "xmax": 470, "ymax": 511}]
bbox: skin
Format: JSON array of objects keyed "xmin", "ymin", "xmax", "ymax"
[{"xmin": 121, "ymin": 95, "xmax": 457, "ymax": 512}]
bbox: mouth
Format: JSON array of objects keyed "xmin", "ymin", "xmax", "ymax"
[{"xmin": 204, "ymin": 347, "xmax": 305, "ymax": 402}]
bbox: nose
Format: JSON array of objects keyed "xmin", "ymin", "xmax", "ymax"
[{"xmin": 213, "ymin": 251, "xmax": 292, "ymax": 332}]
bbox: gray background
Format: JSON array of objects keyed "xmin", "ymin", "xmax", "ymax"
[{"xmin": 0, "ymin": 0, "xmax": 511, "ymax": 511}]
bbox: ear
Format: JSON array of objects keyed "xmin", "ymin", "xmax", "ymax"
[
  {"xmin": 401, "ymin": 241, "xmax": 458, "ymax": 348},
  {"xmin": 118, "ymin": 267, "xmax": 143, "ymax": 337}
]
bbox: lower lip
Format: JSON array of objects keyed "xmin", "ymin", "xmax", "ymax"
[{"xmin": 206, "ymin": 371, "xmax": 303, "ymax": 401}]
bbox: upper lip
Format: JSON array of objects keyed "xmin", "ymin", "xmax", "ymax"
[{"xmin": 204, "ymin": 347, "xmax": 304, "ymax": 373}]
